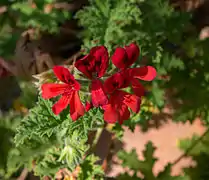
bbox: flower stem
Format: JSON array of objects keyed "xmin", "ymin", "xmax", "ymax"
[
  {"xmin": 92, "ymin": 127, "xmax": 103, "ymax": 149},
  {"xmin": 87, "ymin": 127, "xmax": 105, "ymax": 156}
]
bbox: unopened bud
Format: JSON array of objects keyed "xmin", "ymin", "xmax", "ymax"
[{"xmin": 32, "ymin": 69, "xmax": 55, "ymax": 92}]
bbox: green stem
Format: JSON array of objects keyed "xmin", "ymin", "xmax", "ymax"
[
  {"xmin": 88, "ymin": 127, "xmax": 104, "ymax": 155},
  {"xmin": 92, "ymin": 127, "xmax": 103, "ymax": 150}
]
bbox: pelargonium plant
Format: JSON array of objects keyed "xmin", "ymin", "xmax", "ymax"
[{"xmin": 41, "ymin": 43, "xmax": 156, "ymax": 124}]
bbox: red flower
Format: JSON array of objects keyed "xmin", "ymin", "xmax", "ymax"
[
  {"xmin": 41, "ymin": 66, "xmax": 85, "ymax": 121},
  {"xmin": 103, "ymin": 91, "xmax": 141, "ymax": 124},
  {"xmin": 103, "ymin": 72, "xmax": 141, "ymax": 124},
  {"xmin": 104, "ymin": 71, "xmax": 130, "ymax": 94},
  {"xmin": 111, "ymin": 43, "xmax": 157, "ymax": 97},
  {"xmin": 102, "ymin": 43, "xmax": 157, "ymax": 124},
  {"xmin": 75, "ymin": 46, "xmax": 109, "ymax": 107}
]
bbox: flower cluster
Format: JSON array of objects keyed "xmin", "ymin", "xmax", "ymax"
[{"xmin": 41, "ymin": 43, "xmax": 156, "ymax": 124}]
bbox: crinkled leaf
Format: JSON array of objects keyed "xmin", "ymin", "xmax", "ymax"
[
  {"xmin": 59, "ymin": 131, "xmax": 89, "ymax": 171},
  {"xmin": 118, "ymin": 141, "xmax": 157, "ymax": 179},
  {"xmin": 157, "ymin": 164, "xmax": 189, "ymax": 180},
  {"xmin": 14, "ymin": 97, "xmax": 66, "ymax": 146},
  {"xmin": 78, "ymin": 154, "xmax": 104, "ymax": 180}
]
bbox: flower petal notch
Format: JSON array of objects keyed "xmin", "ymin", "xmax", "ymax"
[
  {"xmin": 75, "ymin": 46, "xmax": 109, "ymax": 79},
  {"xmin": 111, "ymin": 43, "xmax": 140, "ymax": 69}
]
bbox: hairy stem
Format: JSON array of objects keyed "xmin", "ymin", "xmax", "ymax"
[{"xmin": 92, "ymin": 127, "xmax": 103, "ymax": 149}]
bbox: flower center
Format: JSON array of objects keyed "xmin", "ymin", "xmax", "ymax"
[
  {"xmin": 63, "ymin": 86, "xmax": 74, "ymax": 96},
  {"xmin": 83, "ymin": 61, "xmax": 89, "ymax": 66},
  {"xmin": 112, "ymin": 81, "xmax": 119, "ymax": 88},
  {"xmin": 67, "ymin": 79, "xmax": 74, "ymax": 85}
]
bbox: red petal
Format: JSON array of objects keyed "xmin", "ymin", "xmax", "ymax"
[
  {"xmin": 41, "ymin": 83, "xmax": 69, "ymax": 99},
  {"xmin": 111, "ymin": 47, "xmax": 127, "ymax": 69},
  {"xmin": 104, "ymin": 71, "xmax": 130, "ymax": 94},
  {"xmin": 105, "ymin": 90, "xmax": 131, "ymax": 124},
  {"xmin": 131, "ymin": 79, "xmax": 145, "ymax": 97},
  {"xmin": 69, "ymin": 91, "xmax": 85, "ymax": 121},
  {"xmin": 131, "ymin": 66, "xmax": 157, "ymax": 81},
  {"xmin": 85, "ymin": 101, "xmax": 93, "ymax": 112},
  {"xmin": 123, "ymin": 92, "xmax": 141, "ymax": 113},
  {"xmin": 91, "ymin": 79, "xmax": 108, "ymax": 107},
  {"xmin": 90, "ymin": 46, "xmax": 109, "ymax": 78},
  {"xmin": 53, "ymin": 66, "xmax": 75, "ymax": 84},
  {"xmin": 52, "ymin": 95, "xmax": 70, "ymax": 115},
  {"xmin": 111, "ymin": 43, "xmax": 139, "ymax": 69},
  {"xmin": 73, "ymin": 80, "xmax": 81, "ymax": 91},
  {"xmin": 118, "ymin": 104, "xmax": 130, "ymax": 124},
  {"xmin": 103, "ymin": 104, "xmax": 118, "ymax": 123},
  {"xmin": 75, "ymin": 55, "xmax": 94, "ymax": 79},
  {"xmin": 124, "ymin": 43, "xmax": 140, "ymax": 67},
  {"xmin": 75, "ymin": 46, "xmax": 109, "ymax": 78}
]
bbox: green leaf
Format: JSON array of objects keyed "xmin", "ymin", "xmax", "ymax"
[
  {"xmin": 14, "ymin": 97, "xmax": 65, "ymax": 146},
  {"xmin": 76, "ymin": 0, "xmax": 142, "ymax": 53},
  {"xmin": 111, "ymin": 123, "xmax": 124, "ymax": 139},
  {"xmin": 151, "ymin": 82, "xmax": 165, "ymax": 108},
  {"xmin": 178, "ymin": 133, "xmax": 209, "ymax": 156},
  {"xmin": 0, "ymin": 127, "xmax": 14, "ymax": 171},
  {"xmin": 118, "ymin": 148, "xmax": 141, "ymax": 172},
  {"xmin": 78, "ymin": 155, "xmax": 104, "ymax": 180},
  {"xmin": 117, "ymin": 141, "xmax": 157, "ymax": 179},
  {"xmin": 0, "ymin": 112, "xmax": 22, "ymax": 178},
  {"xmin": 10, "ymin": 2, "xmax": 70, "ymax": 33},
  {"xmin": 184, "ymin": 153, "xmax": 209, "ymax": 180},
  {"xmin": 117, "ymin": 173, "xmax": 141, "ymax": 180},
  {"xmin": 18, "ymin": 81, "xmax": 38, "ymax": 109},
  {"xmin": 59, "ymin": 131, "xmax": 89, "ymax": 171},
  {"xmin": 162, "ymin": 53, "xmax": 185, "ymax": 70},
  {"xmin": 34, "ymin": 147, "xmax": 65, "ymax": 178},
  {"xmin": 157, "ymin": 164, "xmax": 189, "ymax": 180}
]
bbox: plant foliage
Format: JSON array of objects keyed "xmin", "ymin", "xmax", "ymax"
[{"xmin": 0, "ymin": 0, "xmax": 209, "ymax": 179}]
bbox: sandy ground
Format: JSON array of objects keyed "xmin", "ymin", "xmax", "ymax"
[{"xmin": 108, "ymin": 118, "xmax": 205, "ymax": 177}]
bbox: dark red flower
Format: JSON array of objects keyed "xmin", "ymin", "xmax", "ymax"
[
  {"xmin": 104, "ymin": 71, "xmax": 130, "ymax": 94},
  {"xmin": 103, "ymin": 72, "xmax": 142, "ymax": 124},
  {"xmin": 111, "ymin": 43, "xmax": 157, "ymax": 97},
  {"xmin": 102, "ymin": 43, "xmax": 157, "ymax": 124},
  {"xmin": 103, "ymin": 90, "xmax": 141, "ymax": 124},
  {"xmin": 75, "ymin": 46, "xmax": 109, "ymax": 79},
  {"xmin": 75, "ymin": 46, "xmax": 109, "ymax": 107},
  {"xmin": 41, "ymin": 66, "xmax": 85, "ymax": 121}
]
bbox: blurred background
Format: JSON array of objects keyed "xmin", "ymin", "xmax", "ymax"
[{"xmin": 1, "ymin": 0, "xmax": 209, "ymax": 179}]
